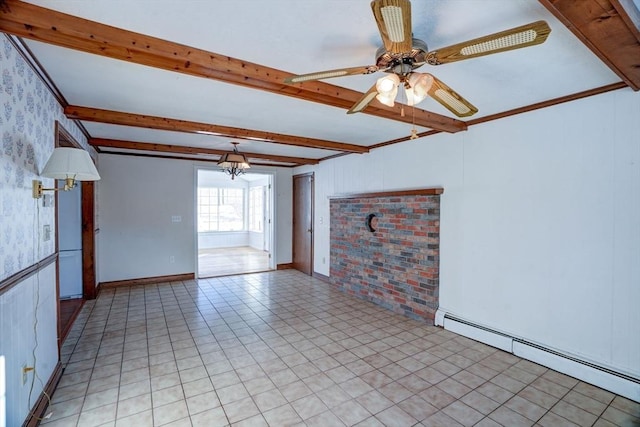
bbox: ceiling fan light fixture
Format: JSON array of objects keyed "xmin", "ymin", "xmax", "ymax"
[{"xmin": 406, "ymin": 72, "xmax": 434, "ymax": 106}]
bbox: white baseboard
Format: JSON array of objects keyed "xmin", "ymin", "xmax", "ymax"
[{"xmin": 435, "ymin": 309, "xmax": 640, "ymax": 403}]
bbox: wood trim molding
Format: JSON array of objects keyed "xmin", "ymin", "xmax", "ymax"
[
  {"xmin": 81, "ymin": 182, "xmax": 97, "ymax": 299},
  {"xmin": 0, "ymin": 253, "xmax": 57, "ymax": 295},
  {"xmin": 277, "ymin": 263, "xmax": 294, "ymax": 270},
  {"xmin": 0, "ymin": 0, "xmax": 465, "ymax": 133},
  {"xmin": 66, "ymin": 106, "xmax": 368, "ymax": 154},
  {"xmin": 99, "ymin": 150, "xmax": 299, "ymax": 168},
  {"xmin": 23, "ymin": 361, "xmax": 63, "ymax": 427},
  {"xmin": 539, "ymin": 0, "xmax": 640, "ymax": 90},
  {"xmin": 99, "ymin": 273, "xmax": 196, "ymax": 289},
  {"xmin": 367, "ymin": 82, "xmax": 628, "ymax": 150},
  {"xmin": 330, "ymin": 188, "xmax": 444, "ymax": 200},
  {"xmin": 91, "ymin": 138, "xmax": 319, "ymax": 166},
  {"xmin": 466, "ymin": 82, "xmax": 628, "ymax": 127}
]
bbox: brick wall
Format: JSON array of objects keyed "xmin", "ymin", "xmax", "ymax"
[{"xmin": 330, "ymin": 193, "xmax": 440, "ymax": 323}]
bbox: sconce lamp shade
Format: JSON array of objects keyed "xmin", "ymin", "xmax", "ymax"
[{"xmin": 41, "ymin": 147, "xmax": 100, "ymax": 181}]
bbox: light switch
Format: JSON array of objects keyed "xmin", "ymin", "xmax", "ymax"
[
  {"xmin": 42, "ymin": 194, "xmax": 54, "ymax": 207},
  {"xmin": 43, "ymin": 225, "xmax": 51, "ymax": 241},
  {"xmin": 171, "ymin": 215, "xmax": 182, "ymax": 223}
]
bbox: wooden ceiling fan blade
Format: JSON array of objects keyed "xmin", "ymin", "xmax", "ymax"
[
  {"xmin": 427, "ymin": 75, "xmax": 478, "ymax": 117},
  {"xmin": 284, "ymin": 66, "xmax": 378, "ymax": 84},
  {"xmin": 347, "ymin": 83, "xmax": 379, "ymax": 114},
  {"xmin": 427, "ymin": 21, "xmax": 551, "ymax": 65},
  {"xmin": 371, "ymin": 0, "xmax": 413, "ymax": 54}
]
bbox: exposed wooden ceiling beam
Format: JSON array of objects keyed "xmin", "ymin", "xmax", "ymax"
[
  {"xmin": 539, "ymin": 0, "xmax": 640, "ymax": 91},
  {"xmin": 0, "ymin": 0, "xmax": 467, "ymax": 133},
  {"xmin": 90, "ymin": 138, "xmax": 319, "ymax": 165},
  {"xmin": 66, "ymin": 106, "xmax": 368, "ymax": 154},
  {"xmin": 99, "ymin": 150, "xmax": 298, "ymax": 168}
]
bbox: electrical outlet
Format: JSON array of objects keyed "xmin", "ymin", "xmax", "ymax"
[
  {"xmin": 43, "ymin": 225, "xmax": 51, "ymax": 241},
  {"xmin": 170, "ymin": 256, "xmax": 175, "ymax": 263},
  {"xmin": 322, "ymin": 257, "xmax": 326, "ymax": 265},
  {"xmin": 171, "ymin": 215, "xmax": 182, "ymax": 223}
]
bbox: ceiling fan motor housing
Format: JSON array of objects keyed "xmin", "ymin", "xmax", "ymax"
[{"xmin": 375, "ymin": 38, "xmax": 429, "ymax": 76}]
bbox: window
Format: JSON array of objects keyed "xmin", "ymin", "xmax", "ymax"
[
  {"xmin": 198, "ymin": 187, "xmax": 245, "ymax": 231},
  {"xmin": 249, "ymin": 186, "xmax": 264, "ymax": 232}
]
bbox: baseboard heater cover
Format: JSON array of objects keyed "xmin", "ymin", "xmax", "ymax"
[{"xmin": 435, "ymin": 309, "xmax": 640, "ymax": 403}]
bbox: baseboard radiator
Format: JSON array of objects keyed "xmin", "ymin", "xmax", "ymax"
[{"xmin": 435, "ymin": 310, "xmax": 640, "ymax": 403}]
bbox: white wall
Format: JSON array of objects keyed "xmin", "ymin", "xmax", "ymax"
[
  {"xmin": 198, "ymin": 232, "xmax": 249, "ymax": 249},
  {"xmin": 296, "ymin": 88, "xmax": 640, "ymax": 381},
  {"xmin": 0, "ymin": 264, "xmax": 58, "ymax": 427},
  {"xmin": 98, "ymin": 155, "xmax": 292, "ymax": 282},
  {"xmin": 0, "ymin": 39, "xmax": 95, "ymax": 425}
]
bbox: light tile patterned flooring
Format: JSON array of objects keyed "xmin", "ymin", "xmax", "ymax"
[{"xmin": 42, "ymin": 270, "xmax": 639, "ymax": 427}]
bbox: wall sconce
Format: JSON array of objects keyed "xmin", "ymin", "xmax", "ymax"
[{"xmin": 32, "ymin": 147, "xmax": 101, "ymax": 199}]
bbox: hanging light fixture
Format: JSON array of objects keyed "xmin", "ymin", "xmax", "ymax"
[
  {"xmin": 374, "ymin": 72, "xmax": 434, "ymax": 108},
  {"xmin": 218, "ymin": 142, "xmax": 250, "ymax": 180}
]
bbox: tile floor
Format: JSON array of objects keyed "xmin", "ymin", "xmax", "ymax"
[{"xmin": 41, "ymin": 270, "xmax": 639, "ymax": 427}]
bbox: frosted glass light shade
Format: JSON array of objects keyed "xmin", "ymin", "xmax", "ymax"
[
  {"xmin": 406, "ymin": 73, "xmax": 434, "ymax": 106},
  {"xmin": 376, "ymin": 74, "xmax": 400, "ymax": 95},
  {"xmin": 41, "ymin": 147, "xmax": 100, "ymax": 181}
]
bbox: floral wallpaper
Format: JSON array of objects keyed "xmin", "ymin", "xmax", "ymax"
[{"xmin": 0, "ymin": 35, "xmax": 95, "ymax": 282}]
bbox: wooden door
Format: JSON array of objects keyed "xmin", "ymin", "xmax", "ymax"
[{"xmin": 293, "ymin": 173, "xmax": 313, "ymax": 275}]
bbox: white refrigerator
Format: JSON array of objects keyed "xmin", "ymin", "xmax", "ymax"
[{"xmin": 58, "ymin": 183, "xmax": 83, "ymax": 299}]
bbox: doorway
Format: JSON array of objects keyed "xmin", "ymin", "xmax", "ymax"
[
  {"xmin": 293, "ymin": 173, "xmax": 313, "ymax": 275},
  {"xmin": 54, "ymin": 122, "xmax": 97, "ymax": 345},
  {"xmin": 196, "ymin": 169, "xmax": 275, "ymax": 278}
]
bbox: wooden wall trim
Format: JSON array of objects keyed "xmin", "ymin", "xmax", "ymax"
[
  {"xmin": 467, "ymin": 82, "xmax": 628, "ymax": 127},
  {"xmin": 81, "ymin": 182, "xmax": 96, "ymax": 299},
  {"xmin": 330, "ymin": 188, "xmax": 444, "ymax": 200},
  {"xmin": 99, "ymin": 273, "xmax": 195, "ymax": 289},
  {"xmin": 366, "ymin": 82, "xmax": 628, "ymax": 151},
  {"xmin": 0, "ymin": 253, "xmax": 57, "ymax": 295},
  {"xmin": 277, "ymin": 263, "xmax": 294, "ymax": 270},
  {"xmin": 22, "ymin": 361, "xmax": 63, "ymax": 427}
]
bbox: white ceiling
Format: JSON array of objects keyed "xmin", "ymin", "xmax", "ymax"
[{"xmin": 18, "ymin": 0, "xmax": 624, "ymax": 165}]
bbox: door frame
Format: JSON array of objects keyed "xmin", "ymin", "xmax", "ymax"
[
  {"xmin": 55, "ymin": 121, "xmax": 97, "ymax": 299},
  {"xmin": 292, "ymin": 172, "xmax": 314, "ymax": 275},
  {"xmin": 54, "ymin": 122, "xmax": 97, "ymax": 345},
  {"xmin": 194, "ymin": 166, "xmax": 276, "ymax": 277}
]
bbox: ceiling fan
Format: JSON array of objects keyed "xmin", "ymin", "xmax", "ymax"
[{"xmin": 284, "ymin": 0, "xmax": 551, "ymax": 118}]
